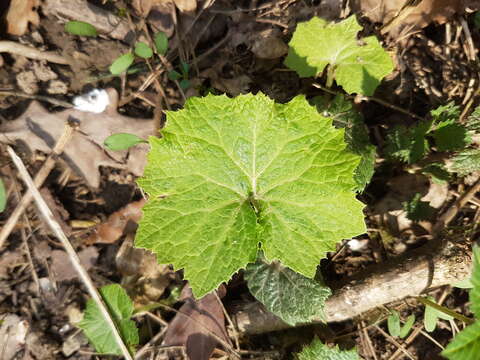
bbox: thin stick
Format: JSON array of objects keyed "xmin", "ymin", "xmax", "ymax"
[
  {"xmin": 214, "ymin": 290, "xmax": 240, "ymax": 351},
  {"xmin": 374, "ymin": 325, "xmax": 416, "ymax": 360},
  {"xmin": 0, "ymin": 122, "xmax": 76, "ymax": 250},
  {"xmin": 433, "ymin": 178, "xmax": 480, "ymax": 236},
  {"xmin": 0, "ymin": 41, "xmax": 69, "ymax": 65},
  {"xmin": 6, "ymin": 145, "xmax": 134, "ymax": 360},
  {"xmin": 312, "ymin": 83, "xmax": 425, "ymax": 121}
]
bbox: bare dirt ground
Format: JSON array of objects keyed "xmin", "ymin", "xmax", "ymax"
[{"xmin": 1, "ymin": 0, "xmax": 480, "ymax": 359}]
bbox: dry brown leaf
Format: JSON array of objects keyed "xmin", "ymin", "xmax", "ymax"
[
  {"xmin": 353, "ymin": 0, "xmax": 480, "ymax": 35},
  {"xmin": 162, "ymin": 285, "xmax": 230, "ymax": 360},
  {"xmin": 6, "ymin": 0, "xmax": 40, "ymax": 36},
  {"xmin": 86, "ymin": 199, "xmax": 146, "ymax": 245},
  {"xmin": 132, "ymin": 0, "xmax": 154, "ymax": 17},
  {"xmin": 174, "ymin": 0, "xmax": 197, "ymax": 13},
  {"xmin": 116, "ymin": 235, "xmax": 173, "ymax": 303},
  {"xmin": 147, "ymin": 1, "xmax": 176, "ymax": 37},
  {"xmin": 250, "ymin": 30, "xmax": 288, "ymax": 59},
  {"xmin": 0, "ymin": 314, "xmax": 29, "ymax": 360},
  {"xmin": 0, "ymin": 89, "xmax": 155, "ymax": 188}
]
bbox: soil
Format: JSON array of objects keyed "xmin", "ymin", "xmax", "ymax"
[{"xmin": 1, "ymin": 0, "xmax": 480, "ymax": 359}]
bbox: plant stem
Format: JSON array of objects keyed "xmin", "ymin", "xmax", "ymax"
[{"xmin": 416, "ymin": 296, "xmax": 474, "ymax": 325}]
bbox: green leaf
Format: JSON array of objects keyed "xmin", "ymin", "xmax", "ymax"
[
  {"xmin": 110, "ymin": 53, "xmax": 135, "ymax": 75},
  {"xmin": 311, "ymin": 94, "xmax": 376, "ymax": 192},
  {"xmin": 399, "ymin": 314, "xmax": 416, "ymax": 338},
  {"xmin": 387, "ymin": 310, "xmax": 401, "ymax": 337},
  {"xmin": 450, "ymin": 149, "xmax": 480, "ymax": 176},
  {"xmin": 134, "ymin": 42, "xmax": 153, "ymax": 59},
  {"xmin": 453, "ymin": 277, "xmax": 474, "ymax": 289},
  {"xmin": 466, "ymin": 105, "xmax": 480, "ymax": 132},
  {"xmin": 403, "ymin": 193, "xmax": 435, "ymax": 222},
  {"xmin": 168, "ymin": 70, "xmax": 182, "ymax": 81},
  {"xmin": 384, "ymin": 121, "xmax": 431, "ymax": 163},
  {"xmin": 179, "ymin": 79, "xmax": 190, "ymax": 90},
  {"xmin": 470, "ymin": 246, "xmax": 480, "ymax": 318},
  {"xmin": 0, "ymin": 178, "xmax": 6, "ymax": 212},
  {"xmin": 422, "ymin": 163, "xmax": 450, "ymax": 185},
  {"xmin": 65, "ymin": 21, "xmax": 97, "ymax": 37},
  {"xmin": 284, "ymin": 16, "xmax": 394, "ymax": 96},
  {"xmin": 104, "ymin": 133, "xmax": 146, "ymax": 151},
  {"xmin": 154, "ymin": 31, "xmax": 168, "ymax": 55},
  {"xmin": 443, "ymin": 321, "xmax": 480, "ymax": 360},
  {"xmin": 180, "ymin": 61, "xmax": 190, "ymax": 76},
  {"xmin": 297, "ymin": 338, "xmax": 359, "ymax": 360},
  {"xmin": 430, "ymin": 102, "xmax": 460, "ymax": 124},
  {"xmin": 78, "ymin": 284, "xmax": 138, "ymax": 355},
  {"xmin": 245, "ymin": 259, "xmax": 331, "ymax": 325},
  {"xmin": 432, "ymin": 122, "xmax": 471, "ymax": 152},
  {"xmin": 136, "ymin": 93, "xmax": 366, "ymax": 297},
  {"xmin": 424, "ymin": 296, "xmax": 453, "ymax": 332}
]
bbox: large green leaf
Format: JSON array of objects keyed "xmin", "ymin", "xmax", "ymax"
[
  {"xmin": 442, "ymin": 321, "xmax": 480, "ymax": 360},
  {"xmin": 470, "ymin": 246, "xmax": 480, "ymax": 318},
  {"xmin": 245, "ymin": 259, "xmax": 331, "ymax": 325},
  {"xmin": 136, "ymin": 93, "xmax": 366, "ymax": 297},
  {"xmin": 78, "ymin": 284, "xmax": 138, "ymax": 355},
  {"xmin": 284, "ymin": 16, "xmax": 394, "ymax": 96},
  {"xmin": 311, "ymin": 94, "xmax": 376, "ymax": 191},
  {"xmin": 297, "ymin": 338, "xmax": 359, "ymax": 360}
]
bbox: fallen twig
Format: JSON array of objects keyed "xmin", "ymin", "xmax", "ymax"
[
  {"xmin": 6, "ymin": 145, "xmax": 134, "ymax": 360},
  {"xmin": 233, "ymin": 239, "xmax": 471, "ymax": 333},
  {"xmin": 0, "ymin": 41, "xmax": 68, "ymax": 65},
  {"xmin": 0, "ymin": 121, "xmax": 76, "ymax": 251}
]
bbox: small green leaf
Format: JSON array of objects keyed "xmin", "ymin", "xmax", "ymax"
[
  {"xmin": 452, "ymin": 277, "xmax": 473, "ymax": 289},
  {"xmin": 154, "ymin": 31, "xmax": 168, "ymax": 55},
  {"xmin": 433, "ymin": 122, "xmax": 471, "ymax": 152},
  {"xmin": 385, "ymin": 121, "xmax": 431, "ymax": 163},
  {"xmin": 450, "ymin": 149, "xmax": 480, "ymax": 176},
  {"xmin": 0, "ymin": 178, "xmax": 6, "ymax": 212},
  {"xmin": 110, "ymin": 53, "xmax": 135, "ymax": 75},
  {"xmin": 65, "ymin": 21, "xmax": 97, "ymax": 37},
  {"xmin": 285, "ymin": 16, "xmax": 394, "ymax": 96},
  {"xmin": 297, "ymin": 338, "xmax": 359, "ymax": 360},
  {"xmin": 104, "ymin": 133, "xmax": 146, "ymax": 151},
  {"xmin": 245, "ymin": 258, "xmax": 331, "ymax": 325},
  {"xmin": 180, "ymin": 61, "xmax": 190, "ymax": 76},
  {"xmin": 387, "ymin": 310, "xmax": 401, "ymax": 337},
  {"xmin": 424, "ymin": 296, "xmax": 453, "ymax": 332},
  {"xmin": 430, "ymin": 102, "xmax": 460, "ymax": 124},
  {"xmin": 78, "ymin": 284, "xmax": 138, "ymax": 355},
  {"xmin": 399, "ymin": 314, "xmax": 416, "ymax": 338},
  {"xmin": 403, "ymin": 193, "xmax": 435, "ymax": 222},
  {"xmin": 422, "ymin": 163, "xmax": 450, "ymax": 185},
  {"xmin": 134, "ymin": 42, "xmax": 153, "ymax": 59},
  {"xmin": 168, "ymin": 70, "xmax": 182, "ymax": 81},
  {"xmin": 136, "ymin": 93, "xmax": 366, "ymax": 297},
  {"xmin": 179, "ymin": 79, "xmax": 190, "ymax": 89}
]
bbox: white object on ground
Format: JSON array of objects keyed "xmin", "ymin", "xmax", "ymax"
[{"xmin": 73, "ymin": 89, "xmax": 109, "ymax": 113}]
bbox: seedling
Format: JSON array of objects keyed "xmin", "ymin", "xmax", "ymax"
[{"xmin": 387, "ymin": 310, "xmax": 415, "ymax": 338}]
